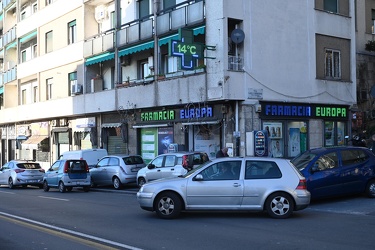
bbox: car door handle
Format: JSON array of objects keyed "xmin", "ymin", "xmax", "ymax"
[
  {"xmin": 157, "ymin": 169, "xmax": 161, "ymax": 172},
  {"xmin": 171, "ymin": 168, "xmax": 174, "ymax": 171},
  {"xmin": 233, "ymin": 183, "xmax": 241, "ymax": 187}
]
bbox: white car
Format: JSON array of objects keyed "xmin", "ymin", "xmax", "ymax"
[
  {"xmin": 137, "ymin": 157, "xmax": 311, "ymax": 219},
  {"xmin": 0, "ymin": 160, "xmax": 45, "ymax": 189},
  {"xmin": 137, "ymin": 152, "xmax": 209, "ymax": 187}
]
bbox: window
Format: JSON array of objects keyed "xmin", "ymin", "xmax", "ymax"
[
  {"xmin": 46, "ymin": 0, "xmax": 53, "ymax": 6},
  {"xmin": 32, "ymin": 3, "xmax": 38, "ymax": 13},
  {"xmin": 164, "ymin": 156, "xmax": 176, "ymax": 167},
  {"xmin": 45, "ymin": 31, "xmax": 53, "ymax": 53},
  {"xmin": 324, "ymin": 121, "xmax": 346, "ymax": 146},
  {"xmin": 341, "ymin": 149, "xmax": 369, "ymax": 166},
  {"xmin": 163, "ymin": 0, "xmax": 176, "ymax": 11},
  {"xmin": 372, "ymin": 9, "xmax": 375, "ymax": 34},
  {"xmin": 69, "ymin": 72, "xmax": 77, "ymax": 96},
  {"xmin": 110, "ymin": 11, "xmax": 116, "ymax": 29},
  {"xmin": 33, "ymin": 86, "xmax": 38, "ymax": 103},
  {"xmin": 139, "ymin": 60, "xmax": 150, "ymax": 79},
  {"xmin": 21, "ymin": 11, "xmax": 26, "ymax": 20},
  {"xmin": 68, "ymin": 20, "xmax": 77, "ymax": 45},
  {"xmin": 314, "ymin": 152, "xmax": 338, "ymax": 171},
  {"xmin": 200, "ymin": 161, "xmax": 241, "ymax": 181},
  {"xmin": 21, "ymin": 50, "xmax": 27, "ymax": 63},
  {"xmin": 108, "ymin": 157, "xmax": 119, "ymax": 166},
  {"xmin": 33, "ymin": 45, "xmax": 37, "ymax": 58},
  {"xmin": 324, "ymin": 0, "xmax": 337, "ymax": 13},
  {"xmin": 46, "ymin": 78, "xmax": 53, "ymax": 100},
  {"xmin": 325, "ymin": 49, "xmax": 341, "ymax": 79},
  {"xmin": 21, "ymin": 89, "xmax": 27, "ymax": 105},
  {"xmin": 138, "ymin": 0, "xmax": 150, "ymax": 19},
  {"xmin": 245, "ymin": 161, "xmax": 282, "ymax": 179}
]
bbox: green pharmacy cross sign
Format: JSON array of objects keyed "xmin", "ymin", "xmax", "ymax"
[{"xmin": 169, "ymin": 28, "xmax": 203, "ymax": 70}]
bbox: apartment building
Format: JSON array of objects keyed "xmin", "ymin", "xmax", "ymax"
[{"xmin": 0, "ymin": 0, "xmax": 358, "ymax": 167}]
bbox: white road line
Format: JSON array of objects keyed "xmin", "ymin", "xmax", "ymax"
[
  {"xmin": 0, "ymin": 190, "xmax": 15, "ymax": 194},
  {"xmin": 38, "ymin": 196, "xmax": 70, "ymax": 201},
  {"xmin": 0, "ymin": 211, "xmax": 143, "ymax": 250}
]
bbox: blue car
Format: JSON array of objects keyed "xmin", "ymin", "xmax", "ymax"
[{"xmin": 291, "ymin": 146, "xmax": 375, "ymax": 200}]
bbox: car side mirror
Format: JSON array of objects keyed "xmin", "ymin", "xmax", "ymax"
[
  {"xmin": 194, "ymin": 174, "xmax": 204, "ymax": 181},
  {"xmin": 148, "ymin": 164, "xmax": 155, "ymax": 169}
]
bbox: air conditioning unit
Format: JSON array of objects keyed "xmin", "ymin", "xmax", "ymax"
[
  {"xmin": 95, "ymin": 5, "xmax": 108, "ymax": 23},
  {"xmin": 91, "ymin": 79, "xmax": 103, "ymax": 93},
  {"xmin": 121, "ymin": 56, "xmax": 131, "ymax": 66},
  {"xmin": 71, "ymin": 84, "xmax": 83, "ymax": 95}
]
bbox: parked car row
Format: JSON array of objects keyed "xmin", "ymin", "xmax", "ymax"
[{"xmin": 2, "ymin": 146, "xmax": 375, "ymax": 220}]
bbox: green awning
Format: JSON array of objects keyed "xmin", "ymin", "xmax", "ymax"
[
  {"xmin": 118, "ymin": 41, "xmax": 154, "ymax": 57},
  {"xmin": 86, "ymin": 52, "xmax": 115, "ymax": 66},
  {"xmin": 20, "ymin": 31, "xmax": 37, "ymax": 43},
  {"xmin": 6, "ymin": 41, "xmax": 17, "ymax": 50},
  {"xmin": 158, "ymin": 25, "xmax": 205, "ymax": 47}
]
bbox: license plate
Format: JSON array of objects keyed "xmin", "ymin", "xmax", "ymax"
[{"xmin": 27, "ymin": 180, "xmax": 37, "ymax": 183}]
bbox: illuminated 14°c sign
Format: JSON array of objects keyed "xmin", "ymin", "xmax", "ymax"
[{"xmin": 169, "ymin": 28, "xmax": 203, "ymax": 70}]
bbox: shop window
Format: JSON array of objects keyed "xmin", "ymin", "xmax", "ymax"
[
  {"xmin": 263, "ymin": 121, "xmax": 308, "ymax": 158},
  {"xmin": 324, "ymin": 121, "xmax": 346, "ymax": 147}
]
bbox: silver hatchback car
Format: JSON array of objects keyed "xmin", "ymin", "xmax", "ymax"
[
  {"xmin": 0, "ymin": 160, "xmax": 45, "ymax": 189},
  {"xmin": 137, "ymin": 157, "xmax": 311, "ymax": 219},
  {"xmin": 90, "ymin": 155, "xmax": 145, "ymax": 189}
]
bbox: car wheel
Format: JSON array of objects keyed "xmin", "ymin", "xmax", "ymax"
[
  {"xmin": 366, "ymin": 179, "xmax": 375, "ymax": 198},
  {"xmin": 43, "ymin": 181, "xmax": 50, "ymax": 192},
  {"xmin": 265, "ymin": 192, "xmax": 294, "ymax": 219},
  {"xmin": 113, "ymin": 177, "xmax": 122, "ymax": 190},
  {"xmin": 154, "ymin": 192, "xmax": 182, "ymax": 219},
  {"xmin": 38, "ymin": 185, "xmax": 43, "ymax": 189},
  {"xmin": 83, "ymin": 186, "xmax": 90, "ymax": 192},
  {"xmin": 137, "ymin": 177, "xmax": 146, "ymax": 187},
  {"xmin": 66, "ymin": 187, "xmax": 73, "ymax": 192},
  {"xmin": 8, "ymin": 178, "xmax": 14, "ymax": 189},
  {"xmin": 59, "ymin": 182, "xmax": 66, "ymax": 193}
]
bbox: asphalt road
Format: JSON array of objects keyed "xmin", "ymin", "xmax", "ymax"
[{"xmin": 0, "ymin": 185, "xmax": 374, "ymax": 250}]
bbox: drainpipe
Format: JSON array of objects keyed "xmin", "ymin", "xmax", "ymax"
[
  {"xmin": 235, "ymin": 101, "xmax": 240, "ymax": 156},
  {"xmin": 114, "ymin": 0, "xmax": 121, "ymax": 108},
  {"xmin": 153, "ymin": 0, "xmax": 160, "ymax": 80}
]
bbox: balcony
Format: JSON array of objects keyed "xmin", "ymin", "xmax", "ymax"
[
  {"xmin": 3, "ymin": 65, "xmax": 17, "ymax": 84},
  {"xmin": 83, "ymin": 30, "xmax": 114, "ymax": 58},
  {"xmin": 3, "ymin": 26, "xmax": 16, "ymax": 47}
]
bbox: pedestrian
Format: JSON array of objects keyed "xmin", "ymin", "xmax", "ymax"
[{"xmin": 216, "ymin": 147, "xmax": 229, "ymax": 158}]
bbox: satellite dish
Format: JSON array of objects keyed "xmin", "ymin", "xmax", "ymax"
[{"xmin": 231, "ymin": 29, "xmax": 245, "ymax": 44}]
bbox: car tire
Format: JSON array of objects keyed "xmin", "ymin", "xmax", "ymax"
[
  {"xmin": 154, "ymin": 192, "xmax": 182, "ymax": 219},
  {"xmin": 113, "ymin": 177, "xmax": 122, "ymax": 190},
  {"xmin": 366, "ymin": 179, "xmax": 375, "ymax": 198},
  {"xmin": 265, "ymin": 192, "xmax": 294, "ymax": 219},
  {"xmin": 43, "ymin": 181, "xmax": 50, "ymax": 192},
  {"xmin": 137, "ymin": 177, "xmax": 146, "ymax": 187},
  {"xmin": 38, "ymin": 185, "xmax": 43, "ymax": 189},
  {"xmin": 83, "ymin": 186, "xmax": 90, "ymax": 192},
  {"xmin": 59, "ymin": 182, "xmax": 66, "ymax": 193},
  {"xmin": 8, "ymin": 178, "xmax": 14, "ymax": 189}
]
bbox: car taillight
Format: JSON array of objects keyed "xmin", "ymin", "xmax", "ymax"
[
  {"xmin": 296, "ymin": 179, "xmax": 307, "ymax": 190},
  {"xmin": 182, "ymin": 155, "xmax": 188, "ymax": 169},
  {"xmin": 63, "ymin": 162, "xmax": 69, "ymax": 173},
  {"xmin": 14, "ymin": 169, "xmax": 25, "ymax": 173},
  {"xmin": 85, "ymin": 162, "xmax": 90, "ymax": 173}
]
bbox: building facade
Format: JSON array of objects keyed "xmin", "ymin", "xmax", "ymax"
[{"xmin": 0, "ymin": 0, "xmax": 360, "ymax": 167}]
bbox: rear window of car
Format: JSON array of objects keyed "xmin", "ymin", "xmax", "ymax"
[
  {"xmin": 123, "ymin": 156, "xmax": 144, "ymax": 165},
  {"xmin": 17, "ymin": 163, "xmax": 42, "ymax": 169},
  {"xmin": 190, "ymin": 153, "xmax": 209, "ymax": 165},
  {"xmin": 67, "ymin": 160, "xmax": 87, "ymax": 172},
  {"xmin": 245, "ymin": 161, "xmax": 282, "ymax": 179},
  {"xmin": 291, "ymin": 152, "xmax": 318, "ymax": 170}
]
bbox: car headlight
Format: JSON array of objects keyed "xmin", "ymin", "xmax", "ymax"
[{"xmin": 139, "ymin": 186, "xmax": 144, "ymax": 193}]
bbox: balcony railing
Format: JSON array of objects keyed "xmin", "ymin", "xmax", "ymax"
[
  {"xmin": 2, "ymin": 26, "xmax": 17, "ymax": 47},
  {"xmin": 83, "ymin": 0, "xmax": 205, "ymax": 58},
  {"xmin": 3, "ymin": 66, "xmax": 17, "ymax": 84}
]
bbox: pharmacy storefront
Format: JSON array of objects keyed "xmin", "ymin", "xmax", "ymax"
[{"xmin": 259, "ymin": 101, "xmax": 349, "ymax": 158}]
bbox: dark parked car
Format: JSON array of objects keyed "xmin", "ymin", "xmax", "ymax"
[{"xmin": 291, "ymin": 146, "xmax": 375, "ymax": 199}]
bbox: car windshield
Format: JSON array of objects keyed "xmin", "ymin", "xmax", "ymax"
[
  {"xmin": 17, "ymin": 163, "xmax": 42, "ymax": 169},
  {"xmin": 291, "ymin": 152, "xmax": 317, "ymax": 170},
  {"xmin": 180, "ymin": 160, "xmax": 212, "ymax": 178}
]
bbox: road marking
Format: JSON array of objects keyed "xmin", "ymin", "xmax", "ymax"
[
  {"xmin": 0, "ymin": 190, "xmax": 15, "ymax": 194},
  {"xmin": 38, "ymin": 196, "xmax": 70, "ymax": 201},
  {"xmin": 0, "ymin": 211, "xmax": 143, "ymax": 250}
]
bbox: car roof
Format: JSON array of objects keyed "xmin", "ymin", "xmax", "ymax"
[
  {"xmin": 301, "ymin": 146, "xmax": 370, "ymax": 154},
  {"xmin": 157, "ymin": 152, "xmax": 207, "ymax": 156}
]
